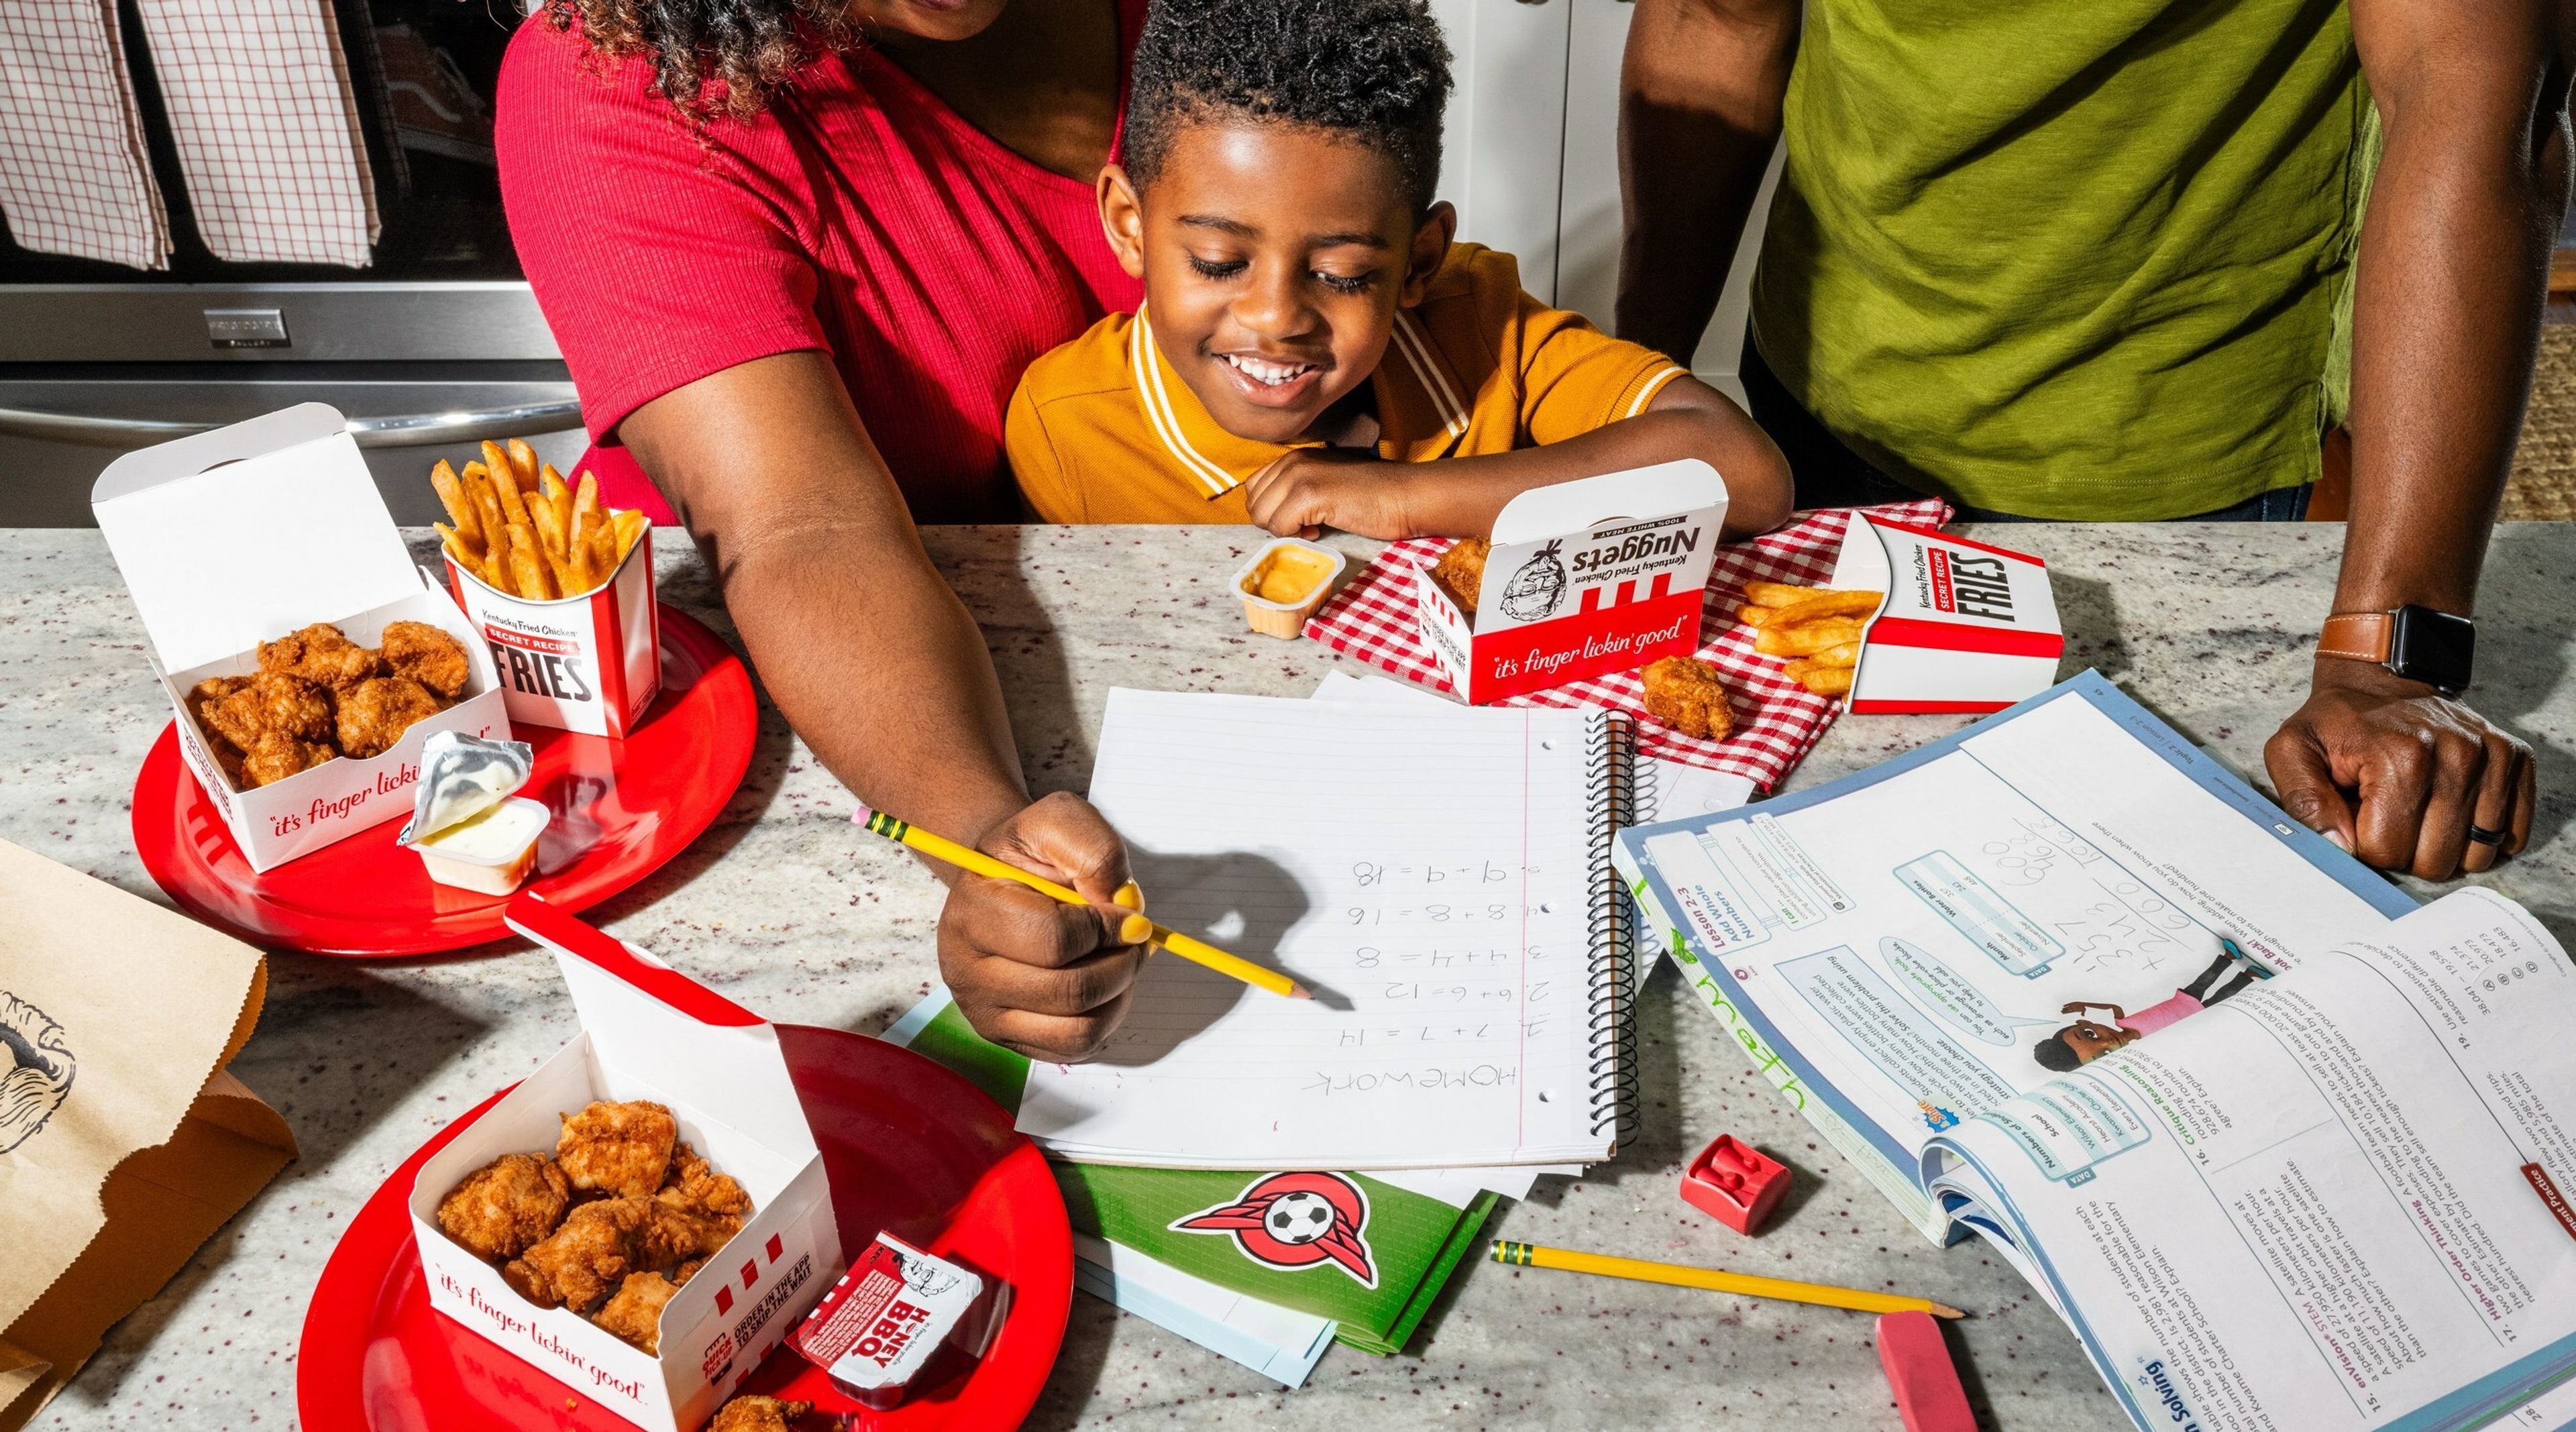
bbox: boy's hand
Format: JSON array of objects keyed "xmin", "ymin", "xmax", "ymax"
[{"xmin": 1243, "ymin": 449, "xmax": 1415, "ymax": 540}]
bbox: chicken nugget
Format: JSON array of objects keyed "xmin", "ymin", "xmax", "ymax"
[
  {"xmin": 674, "ymin": 1258, "xmax": 704, "ymax": 1286},
  {"xmin": 203, "ymin": 671, "xmax": 333, "ymax": 751},
  {"xmin": 655, "ymin": 1142, "xmax": 753, "ymax": 1256},
  {"xmin": 710, "ymin": 1396, "xmax": 816, "ymax": 1432},
  {"xmin": 558, "ymin": 1099, "xmax": 678, "ymax": 1197},
  {"xmin": 437, "ymin": 1152, "xmax": 572, "ymax": 1261},
  {"xmin": 507, "ymin": 1195, "xmax": 700, "ymax": 1313},
  {"xmin": 379, "ymin": 619, "xmax": 472, "ymax": 700},
  {"xmin": 186, "ymin": 675, "xmax": 249, "ymax": 723},
  {"xmin": 205, "ymin": 736, "xmax": 248, "ymax": 790},
  {"xmin": 1640, "ymin": 656, "xmax": 1735, "ymax": 740},
  {"xmin": 240, "ymin": 730, "xmax": 338, "ymax": 787},
  {"xmin": 259, "ymin": 622, "xmax": 384, "ymax": 690},
  {"xmin": 1430, "ymin": 537, "xmax": 1489, "ymax": 613},
  {"xmin": 593, "ymin": 1271, "xmax": 680, "ymax": 1354},
  {"xmin": 336, "ymin": 675, "xmax": 445, "ymax": 759}
]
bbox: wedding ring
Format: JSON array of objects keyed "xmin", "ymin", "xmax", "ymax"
[{"xmin": 2466, "ymin": 824, "xmax": 2506, "ymax": 847}]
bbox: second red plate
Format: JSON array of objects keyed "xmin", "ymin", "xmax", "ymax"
[{"xmin": 131, "ymin": 604, "xmax": 757, "ymax": 956}]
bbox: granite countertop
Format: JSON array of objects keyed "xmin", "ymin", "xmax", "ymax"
[{"xmin": 3, "ymin": 522, "xmax": 2570, "ymax": 1431}]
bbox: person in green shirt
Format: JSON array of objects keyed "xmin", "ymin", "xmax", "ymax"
[{"xmin": 1618, "ymin": 0, "xmax": 2565, "ymax": 883}]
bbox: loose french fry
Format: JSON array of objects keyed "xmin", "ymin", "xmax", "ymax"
[
  {"xmin": 469, "ymin": 472, "xmax": 511, "ymax": 567},
  {"xmin": 1809, "ymin": 641, "xmax": 1862, "ymax": 669},
  {"xmin": 506, "ymin": 439, "xmax": 540, "ymax": 490},
  {"xmin": 588, "ymin": 521, "xmax": 618, "ymax": 580},
  {"xmin": 507, "ymin": 522, "xmax": 553, "ymax": 600},
  {"xmin": 1801, "ymin": 667, "xmax": 1855, "ymax": 696},
  {"xmin": 1743, "ymin": 580, "xmax": 1813, "ymax": 608},
  {"xmin": 434, "ymin": 521, "xmax": 476, "ymax": 567},
  {"xmin": 431, "ymin": 460, "xmax": 480, "ymax": 547},
  {"xmin": 481, "ymin": 534, "xmax": 511, "ymax": 594},
  {"xmin": 566, "ymin": 529, "xmax": 594, "ymax": 594},
  {"xmin": 610, "ymin": 508, "xmax": 648, "ymax": 567},
  {"xmin": 569, "ymin": 470, "xmax": 600, "ymax": 540},
  {"xmin": 529, "ymin": 494, "xmax": 576, "ymax": 593},
  {"xmin": 537, "ymin": 465, "xmax": 571, "ymax": 545},
  {"xmin": 1769, "ymin": 590, "xmax": 1883, "ymax": 626},
  {"xmin": 1756, "ymin": 620, "xmax": 1865, "ymax": 657},
  {"xmin": 1736, "ymin": 604, "xmax": 1778, "ymax": 628},
  {"xmin": 1781, "ymin": 658, "xmax": 1814, "ymax": 682}
]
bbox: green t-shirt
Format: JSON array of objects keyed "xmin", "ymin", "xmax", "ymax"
[{"xmin": 1750, "ymin": 0, "xmax": 2376, "ymax": 519}]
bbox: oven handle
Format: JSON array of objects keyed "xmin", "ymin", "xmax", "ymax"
[{"xmin": 0, "ymin": 399, "xmax": 584, "ymax": 449}]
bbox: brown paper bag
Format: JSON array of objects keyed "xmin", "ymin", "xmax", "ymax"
[{"xmin": 0, "ymin": 838, "xmax": 297, "ymax": 1431}]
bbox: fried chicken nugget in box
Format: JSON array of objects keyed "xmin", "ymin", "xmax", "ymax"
[
  {"xmin": 1640, "ymin": 656, "xmax": 1735, "ymax": 740},
  {"xmin": 557, "ymin": 1099, "xmax": 679, "ymax": 1198},
  {"xmin": 380, "ymin": 619, "xmax": 473, "ymax": 700},
  {"xmin": 594, "ymin": 1270, "xmax": 681, "ymax": 1355},
  {"xmin": 203, "ymin": 672, "xmax": 333, "ymax": 751},
  {"xmin": 657, "ymin": 1140, "xmax": 755, "ymax": 1255},
  {"xmin": 437, "ymin": 1152, "xmax": 572, "ymax": 1261},
  {"xmin": 336, "ymin": 676, "xmax": 445, "ymax": 759},
  {"xmin": 1431, "ymin": 537, "xmax": 1489, "ymax": 614},
  {"xmin": 503, "ymin": 1195, "xmax": 701, "ymax": 1313},
  {"xmin": 240, "ymin": 730, "xmax": 339, "ymax": 787},
  {"xmin": 259, "ymin": 622, "xmax": 384, "ymax": 691},
  {"xmin": 711, "ymin": 1396, "xmax": 816, "ymax": 1432}
]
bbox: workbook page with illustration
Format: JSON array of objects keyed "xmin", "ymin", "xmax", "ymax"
[{"xmin": 1616, "ymin": 671, "xmax": 2413, "ymax": 1234}]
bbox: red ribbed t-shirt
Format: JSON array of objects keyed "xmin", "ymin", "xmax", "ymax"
[{"xmin": 494, "ymin": 11, "xmax": 1144, "ymax": 525}]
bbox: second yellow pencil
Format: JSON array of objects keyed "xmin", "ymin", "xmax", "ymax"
[
  {"xmin": 855, "ymin": 806, "xmax": 1310, "ymax": 1000},
  {"xmin": 1490, "ymin": 1240, "xmax": 1964, "ymax": 1318}
]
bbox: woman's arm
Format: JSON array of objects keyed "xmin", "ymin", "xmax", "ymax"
[
  {"xmin": 1239, "ymin": 376, "xmax": 1795, "ymax": 541},
  {"xmin": 621, "ymin": 352, "xmax": 1145, "ymax": 1060}
]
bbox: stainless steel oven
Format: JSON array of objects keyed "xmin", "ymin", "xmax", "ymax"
[{"xmin": 0, "ymin": 0, "xmax": 576, "ymax": 527}]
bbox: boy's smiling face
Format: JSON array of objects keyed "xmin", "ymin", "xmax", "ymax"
[{"xmin": 1102, "ymin": 119, "xmax": 1452, "ymax": 445}]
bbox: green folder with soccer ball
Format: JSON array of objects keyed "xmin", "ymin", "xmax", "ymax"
[{"xmin": 884, "ymin": 990, "xmax": 1497, "ymax": 1357}]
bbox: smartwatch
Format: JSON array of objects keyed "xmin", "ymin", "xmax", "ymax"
[{"xmin": 2316, "ymin": 606, "xmax": 2476, "ymax": 694}]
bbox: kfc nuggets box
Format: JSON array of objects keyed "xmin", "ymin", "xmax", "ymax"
[
  {"xmin": 444, "ymin": 510, "xmax": 659, "ymax": 740},
  {"xmin": 93, "ymin": 404, "xmax": 508, "ymax": 873},
  {"xmin": 1825, "ymin": 515, "xmax": 2064, "ymax": 713},
  {"xmin": 1415, "ymin": 459, "xmax": 1727, "ymax": 704},
  {"xmin": 409, "ymin": 897, "xmax": 840, "ymax": 1432}
]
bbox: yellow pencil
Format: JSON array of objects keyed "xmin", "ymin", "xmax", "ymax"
[
  {"xmin": 1489, "ymin": 1240, "xmax": 1964, "ymax": 1318},
  {"xmin": 855, "ymin": 806, "xmax": 1311, "ymax": 1000}
]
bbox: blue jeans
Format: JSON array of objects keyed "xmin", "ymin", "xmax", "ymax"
[{"xmin": 1740, "ymin": 335, "xmax": 2314, "ymax": 522}]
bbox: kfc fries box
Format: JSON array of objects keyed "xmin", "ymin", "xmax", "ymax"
[
  {"xmin": 91, "ymin": 404, "xmax": 508, "ymax": 873},
  {"xmin": 445, "ymin": 512, "xmax": 660, "ymax": 739},
  {"xmin": 1825, "ymin": 514, "xmax": 2065, "ymax": 713},
  {"xmin": 1415, "ymin": 459, "xmax": 1727, "ymax": 704},
  {"xmin": 409, "ymin": 899, "xmax": 841, "ymax": 1432}
]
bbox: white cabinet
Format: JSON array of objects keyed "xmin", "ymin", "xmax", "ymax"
[{"xmin": 1433, "ymin": 0, "xmax": 1778, "ymax": 396}]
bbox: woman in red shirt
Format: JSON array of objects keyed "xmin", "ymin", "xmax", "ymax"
[{"xmin": 498, "ymin": 0, "xmax": 1149, "ymax": 1061}]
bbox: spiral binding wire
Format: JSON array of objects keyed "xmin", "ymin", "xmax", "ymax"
[{"xmin": 1584, "ymin": 709, "xmax": 1640, "ymax": 1146}]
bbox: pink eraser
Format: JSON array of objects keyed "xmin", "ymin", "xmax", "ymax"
[{"xmin": 1877, "ymin": 1311, "xmax": 1974, "ymax": 1432}]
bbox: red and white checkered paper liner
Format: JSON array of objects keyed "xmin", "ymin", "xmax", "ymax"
[{"xmin": 1304, "ymin": 499, "xmax": 1951, "ymax": 791}]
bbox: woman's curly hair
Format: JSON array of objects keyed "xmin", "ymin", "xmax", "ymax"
[{"xmin": 545, "ymin": 0, "xmax": 852, "ymax": 119}]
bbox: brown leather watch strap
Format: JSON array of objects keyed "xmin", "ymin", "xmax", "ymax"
[{"xmin": 2316, "ymin": 612, "xmax": 2394, "ymax": 664}]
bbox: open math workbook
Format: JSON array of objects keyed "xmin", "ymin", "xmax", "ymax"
[{"xmin": 1616, "ymin": 673, "xmax": 2576, "ymax": 1432}]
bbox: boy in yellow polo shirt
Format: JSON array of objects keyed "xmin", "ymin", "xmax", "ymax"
[{"xmin": 1005, "ymin": 0, "xmax": 1792, "ymax": 541}]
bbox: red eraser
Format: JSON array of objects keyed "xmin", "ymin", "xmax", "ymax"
[
  {"xmin": 1678, "ymin": 1134, "xmax": 1790, "ymax": 1235},
  {"xmin": 1877, "ymin": 1311, "xmax": 1975, "ymax": 1432}
]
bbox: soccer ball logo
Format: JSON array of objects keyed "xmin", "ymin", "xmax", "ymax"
[{"xmin": 1171, "ymin": 1171, "xmax": 1377, "ymax": 1287}]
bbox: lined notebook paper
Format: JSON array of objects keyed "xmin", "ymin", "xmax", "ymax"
[{"xmin": 1016, "ymin": 690, "xmax": 1623, "ymax": 1169}]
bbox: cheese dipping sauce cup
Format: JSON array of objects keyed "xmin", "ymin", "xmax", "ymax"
[
  {"xmin": 397, "ymin": 730, "xmax": 547, "ymax": 894},
  {"xmin": 409, "ymin": 796, "xmax": 549, "ymax": 895},
  {"xmin": 1232, "ymin": 537, "xmax": 1347, "ymax": 639}
]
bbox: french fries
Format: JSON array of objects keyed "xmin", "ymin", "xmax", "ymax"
[
  {"xmin": 1737, "ymin": 580, "xmax": 1884, "ymax": 696},
  {"xmin": 430, "ymin": 450, "xmax": 646, "ymax": 601}
]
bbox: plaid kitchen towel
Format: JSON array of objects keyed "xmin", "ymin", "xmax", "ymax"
[
  {"xmin": 0, "ymin": 0, "xmax": 172, "ymax": 270},
  {"xmin": 1304, "ymin": 499, "xmax": 1950, "ymax": 791},
  {"xmin": 132, "ymin": 0, "xmax": 378, "ymax": 268}
]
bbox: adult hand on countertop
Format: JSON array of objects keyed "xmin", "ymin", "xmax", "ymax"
[
  {"xmin": 938, "ymin": 791, "xmax": 1150, "ymax": 1062},
  {"xmin": 2265, "ymin": 661, "xmax": 2536, "ymax": 879}
]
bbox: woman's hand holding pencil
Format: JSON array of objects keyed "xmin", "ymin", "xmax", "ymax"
[{"xmin": 859, "ymin": 795, "xmax": 1311, "ymax": 1060}]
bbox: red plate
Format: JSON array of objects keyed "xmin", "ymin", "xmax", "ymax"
[
  {"xmin": 131, "ymin": 606, "xmax": 756, "ymax": 956},
  {"xmin": 299, "ymin": 1024, "xmax": 1074, "ymax": 1431}
]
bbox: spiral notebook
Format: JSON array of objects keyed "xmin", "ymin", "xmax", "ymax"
[{"xmin": 1015, "ymin": 688, "xmax": 1636, "ymax": 1169}]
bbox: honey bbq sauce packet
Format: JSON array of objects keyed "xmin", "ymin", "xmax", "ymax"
[{"xmin": 0, "ymin": 838, "xmax": 297, "ymax": 1430}]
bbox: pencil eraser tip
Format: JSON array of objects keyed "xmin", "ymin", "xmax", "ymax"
[
  {"xmin": 1877, "ymin": 1311, "xmax": 1975, "ymax": 1432},
  {"xmin": 852, "ymin": 805, "xmax": 874, "ymax": 824}
]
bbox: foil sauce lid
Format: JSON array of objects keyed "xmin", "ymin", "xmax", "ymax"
[
  {"xmin": 396, "ymin": 730, "xmax": 535, "ymax": 846},
  {"xmin": 788, "ymin": 1233, "xmax": 985, "ymax": 1407}
]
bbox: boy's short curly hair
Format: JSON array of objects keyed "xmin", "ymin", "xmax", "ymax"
[{"xmin": 1123, "ymin": 0, "xmax": 1453, "ymax": 215}]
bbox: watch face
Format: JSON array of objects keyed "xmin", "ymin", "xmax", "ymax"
[{"xmin": 2389, "ymin": 605, "xmax": 2476, "ymax": 692}]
